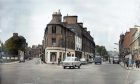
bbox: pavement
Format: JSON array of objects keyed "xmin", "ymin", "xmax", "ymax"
[
  {"xmin": 0, "ymin": 58, "xmax": 42, "ymax": 65},
  {"xmin": 1, "ymin": 61, "xmax": 19, "ymax": 64},
  {"xmin": 0, "ymin": 60, "xmax": 19, "ymax": 64},
  {"xmin": 119, "ymin": 62, "xmax": 140, "ymax": 71}
]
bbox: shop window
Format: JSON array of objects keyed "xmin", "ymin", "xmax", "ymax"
[{"xmin": 50, "ymin": 52, "xmax": 57, "ymax": 62}]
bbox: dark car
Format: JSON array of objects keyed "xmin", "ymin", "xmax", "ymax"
[{"xmin": 94, "ymin": 56, "xmax": 102, "ymax": 64}]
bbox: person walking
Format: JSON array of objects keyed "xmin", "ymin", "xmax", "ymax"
[
  {"xmin": 125, "ymin": 58, "xmax": 129, "ymax": 69},
  {"xmin": 40, "ymin": 53, "xmax": 44, "ymax": 64},
  {"xmin": 124, "ymin": 58, "xmax": 126, "ymax": 67},
  {"xmin": 138, "ymin": 60, "xmax": 140, "ymax": 68},
  {"xmin": 135, "ymin": 59, "xmax": 139, "ymax": 68},
  {"xmin": 131, "ymin": 59, "xmax": 135, "ymax": 69},
  {"xmin": 58, "ymin": 58, "xmax": 61, "ymax": 65}
]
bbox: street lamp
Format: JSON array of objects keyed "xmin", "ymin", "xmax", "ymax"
[
  {"xmin": 65, "ymin": 28, "xmax": 66, "ymax": 59},
  {"xmin": 0, "ymin": 40, "xmax": 2, "ymax": 59}
]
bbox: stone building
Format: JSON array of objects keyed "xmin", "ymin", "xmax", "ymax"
[
  {"xmin": 119, "ymin": 25, "xmax": 140, "ymax": 60},
  {"xmin": 43, "ymin": 10, "xmax": 95, "ymax": 63},
  {"xmin": 129, "ymin": 26, "xmax": 140, "ymax": 60},
  {"xmin": 31, "ymin": 45, "xmax": 43, "ymax": 58}
]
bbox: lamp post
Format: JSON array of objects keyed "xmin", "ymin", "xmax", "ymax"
[
  {"xmin": 0, "ymin": 40, "xmax": 2, "ymax": 59},
  {"xmin": 65, "ymin": 27, "xmax": 66, "ymax": 59}
]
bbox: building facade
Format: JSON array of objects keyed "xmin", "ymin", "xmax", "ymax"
[
  {"xmin": 31, "ymin": 45, "xmax": 43, "ymax": 58},
  {"xmin": 43, "ymin": 10, "xmax": 95, "ymax": 63},
  {"xmin": 129, "ymin": 26, "xmax": 140, "ymax": 60},
  {"xmin": 119, "ymin": 25, "xmax": 140, "ymax": 61}
]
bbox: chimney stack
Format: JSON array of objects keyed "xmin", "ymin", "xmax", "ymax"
[{"xmin": 63, "ymin": 16, "xmax": 78, "ymax": 24}]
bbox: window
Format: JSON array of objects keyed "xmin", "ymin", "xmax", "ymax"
[
  {"xmin": 50, "ymin": 52, "xmax": 57, "ymax": 62},
  {"xmin": 52, "ymin": 38, "xmax": 56, "ymax": 46},
  {"xmin": 52, "ymin": 26, "xmax": 56, "ymax": 33}
]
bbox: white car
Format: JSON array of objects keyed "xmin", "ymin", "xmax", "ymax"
[
  {"xmin": 88, "ymin": 58, "xmax": 94, "ymax": 63},
  {"xmin": 62, "ymin": 57, "xmax": 81, "ymax": 69},
  {"xmin": 80, "ymin": 58, "xmax": 87, "ymax": 65}
]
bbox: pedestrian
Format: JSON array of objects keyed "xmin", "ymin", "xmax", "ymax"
[
  {"xmin": 138, "ymin": 60, "xmax": 140, "ymax": 68},
  {"xmin": 40, "ymin": 54, "xmax": 44, "ymax": 64},
  {"xmin": 58, "ymin": 58, "xmax": 61, "ymax": 65},
  {"xmin": 131, "ymin": 59, "xmax": 135, "ymax": 69},
  {"xmin": 128, "ymin": 58, "xmax": 132, "ymax": 69},
  {"xmin": 123, "ymin": 58, "xmax": 126, "ymax": 67},
  {"xmin": 135, "ymin": 59, "xmax": 139, "ymax": 68},
  {"xmin": 126, "ymin": 58, "xmax": 129, "ymax": 68},
  {"xmin": 39, "ymin": 54, "xmax": 43, "ymax": 64},
  {"xmin": 109, "ymin": 59, "xmax": 111, "ymax": 64}
]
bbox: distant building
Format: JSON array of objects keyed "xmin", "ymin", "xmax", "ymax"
[
  {"xmin": 31, "ymin": 45, "xmax": 43, "ymax": 58},
  {"xmin": 43, "ymin": 10, "xmax": 95, "ymax": 63}
]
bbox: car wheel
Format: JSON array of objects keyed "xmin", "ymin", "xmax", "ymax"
[
  {"xmin": 73, "ymin": 65, "xmax": 76, "ymax": 69},
  {"xmin": 63, "ymin": 66, "xmax": 66, "ymax": 69}
]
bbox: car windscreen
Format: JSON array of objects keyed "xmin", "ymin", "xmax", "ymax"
[{"xmin": 64, "ymin": 57, "xmax": 75, "ymax": 61}]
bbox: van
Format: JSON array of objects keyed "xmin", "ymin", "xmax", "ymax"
[{"xmin": 94, "ymin": 56, "xmax": 102, "ymax": 64}]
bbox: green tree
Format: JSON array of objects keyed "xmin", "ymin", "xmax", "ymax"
[
  {"xmin": 4, "ymin": 35, "xmax": 27, "ymax": 58},
  {"xmin": 95, "ymin": 45, "xmax": 108, "ymax": 60}
]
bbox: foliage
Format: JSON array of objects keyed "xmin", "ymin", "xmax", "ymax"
[
  {"xmin": 4, "ymin": 35, "xmax": 27, "ymax": 55},
  {"xmin": 95, "ymin": 45, "xmax": 108, "ymax": 60}
]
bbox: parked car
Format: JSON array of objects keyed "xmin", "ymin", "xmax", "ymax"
[
  {"xmin": 113, "ymin": 56, "xmax": 119, "ymax": 64},
  {"xmin": 88, "ymin": 58, "xmax": 94, "ymax": 63},
  {"xmin": 62, "ymin": 57, "xmax": 81, "ymax": 69},
  {"xmin": 94, "ymin": 56, "xmax": 102, "ymax": 64},
  {"xmin": 80, "ymin": 58, "xmax": 87, "ymax": 65}
]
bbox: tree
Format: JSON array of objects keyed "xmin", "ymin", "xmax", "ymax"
[
  {"xmin": 95, "ymin": 45, "xmax": 108, "ymax": 60},
  {"xmin": 4, "ymin": 35, "xmax": 27, "ymax": 58}
]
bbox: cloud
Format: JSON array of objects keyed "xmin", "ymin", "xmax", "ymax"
[{"xmin": 0, "ymin": 29, "xmax": 2, "ymax": 33}]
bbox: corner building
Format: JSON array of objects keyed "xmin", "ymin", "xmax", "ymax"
[{"xmin": 43, "ymin": 10, "xmax": 95, "ymax": 63}]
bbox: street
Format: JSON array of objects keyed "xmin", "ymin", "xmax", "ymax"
[{"xmin": 0, "ymin": 59, "xmax": 140, "ymax": 84}]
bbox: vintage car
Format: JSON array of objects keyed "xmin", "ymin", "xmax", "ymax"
[
  {"xmin": 62, "ymin": 57, "xmax": 81, "ymax": 69},
  {"xmin": 80, "ymin": 58, "xmax": 87, "ymax": 65}
]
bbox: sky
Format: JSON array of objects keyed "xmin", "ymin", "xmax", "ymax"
[{"xmin": 0, "ymin": 0, "xmax": 140, "ymax": 51}]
